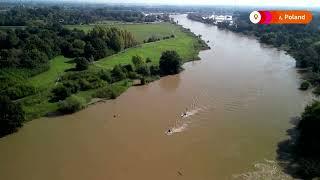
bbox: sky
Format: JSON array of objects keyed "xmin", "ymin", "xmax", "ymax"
[{"xmin": 66, "ymin": 0, "xmax": 320, "ymax": 7}]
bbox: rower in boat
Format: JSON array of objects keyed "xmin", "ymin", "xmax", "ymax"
[{"xmin": 181, "ymin": 108, "xmax": 188, "ymax": 117}]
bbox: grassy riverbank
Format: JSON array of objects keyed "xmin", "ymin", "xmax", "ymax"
[{"xmin": 16, "ymin": 22, "xmax": 208, "ymax": 120}]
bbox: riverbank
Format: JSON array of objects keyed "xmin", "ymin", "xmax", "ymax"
[{"xmin": 18, "ymin": 22, "xmax": 209, "ymax": 121}]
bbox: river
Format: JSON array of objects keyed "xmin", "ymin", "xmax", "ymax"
[{"xmin": 0, "ymin": 14, "xmax": 314, "ymax": 180}]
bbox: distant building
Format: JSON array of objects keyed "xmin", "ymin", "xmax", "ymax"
[{"xmin": 199, "ymin": 14, "xmax": 233, "ymax": 26}]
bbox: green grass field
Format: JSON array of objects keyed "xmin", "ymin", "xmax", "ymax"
[
  {"xmin": 94, "ymin": 29, "xmax": 199, "ymax": 69},
  {"xmin": 29, "ymin": 56, "xmax": 73, "ymax": 90},
  {"xmin": 19, "ymin": 22, "xmax": 204, "ymax": 120},
  {"xmin": 65, "ymin": 23, "xmax": 177, "ymax": 43}
]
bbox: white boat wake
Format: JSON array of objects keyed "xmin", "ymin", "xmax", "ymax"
[
  {"xmin": 166, "ymin": 107, "xmax": 203, "ymax": 135},
  {"xmin": 180, "ymin": 108, "xmax": 202, "ymax": 118}
]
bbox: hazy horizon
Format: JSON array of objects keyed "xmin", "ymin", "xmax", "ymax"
[{"xmin": 4, "ymin": 0, "xmax": 320, "ymax": 8}]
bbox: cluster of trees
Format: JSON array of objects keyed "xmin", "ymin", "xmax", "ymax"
[
  {"xmin": 0, "ymin": 25, "xmax": 136, "ymax": 69},
  {"xmin": 0, "ymin": 96, "xmax": 24, "ymax": 137},
  {"xmin": 143, "ymin": 34, "xmax": 175, "ymax": 43},
  {"xmin": 0, "ymin": 6, "xmax": 150, "ymax": 26},
  {"xmin": 0, "ymin": 24, "xmax": 137, "ymax": 101}
]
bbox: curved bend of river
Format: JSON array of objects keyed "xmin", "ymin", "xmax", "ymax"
[{"xmin": 0, "ymin": 14, "xmax": 314, "ymax": 180}]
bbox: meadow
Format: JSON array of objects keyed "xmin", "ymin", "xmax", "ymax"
[{"xmin": 65, "ymin": 23, "xmax": 178, "ymax": 43}]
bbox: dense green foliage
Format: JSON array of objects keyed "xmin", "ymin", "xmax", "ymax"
[
  {"xmin": 0, "ymin": 24, "xmax": 136, "ymax": 102},
  {"xmin": 94, "ymin": 86, "xmax": 117, "ymax": 99},
  {"xmin": 0, "ymin": 6, "xmax": 148, "ymax": 26},
  {"xmin": 0, "ymin": 24, "xmax": 136, "ymax": 69},
  {"xmin": 58, "ymin": 95, "xmax": 86, "ymax": 114},
  {"xmin": 298, "ymin": 101, "xmax": 320, "ymax": 159},
  {"xmin": 0, "ymin": 96, "xmax": 24, "ymax": 137},
  {"xmin": 159, "ymin": 50, "xmax": 182, "ymax": 75},
  {"xmin": 75, "ymin": 57, "xmax": 90, "ymax": 70},
  {"xmin": 300, "ymin": 80, "xmax": 311, "ymax": 90},
  {"xmin": 131, "ymin": 55, "xmax": 145, "ymax": 67}
]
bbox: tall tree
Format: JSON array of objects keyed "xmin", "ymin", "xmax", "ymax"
[
  {"xmin": 159, "ymin": 50, "xmax": 182, "ymax": 75},
  {"xmin": 0, "ymin": 96, "xmax": 24, "ymax": 137}
]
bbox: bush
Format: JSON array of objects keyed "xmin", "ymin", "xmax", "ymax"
[
  {"xmin": 150, "ymin": 65, "xmax": 160, "ymax": 75},
  {"xmin": 135, "ymin": 64, "xmax": 150, "ymax": 76},
  {"xmin": 159, "ymin": 50, "xmax": 182, "ymax": 75},
  {"xmin": 140, "ymin": 77, "xmax": 146, "ymax": 85},
  {"xmin": 75, "ymin": 57, "xmax": 89, "ymax": 70},
  {"xmin": 131, "ymin": 55, "xmax": 144, "ymax": 67},
  {"xmin": 58, "ymin": 95, "xmax": 86, "ymax": 114},
  {"xmin": 94, "ymin": 87, "xmax": 117, "ymax": 99},
  {"xmin": 122, "ymin": 64, "xmax": 134, "ymax": 72},
  {"xmin": 98, "ymin": 70, "xmax": 112, "ymax": 82},
  {"xmin": 300, "ymin": 80, "xmax": 311, "ymax": 90},
  {"xmin": 127, "ymin": 71, "xmax": 140, "ymax": 79},
  {"xmin": 2, "ymin": 84, "xmax": 36, "ymax": 100},
  {"xmin": 0, "ymin": 96, "xmax": 24, "ymax": 137},
  {"xmin": 62, "ymin": 80, "xmax": 80, "ymax": 93},
  {"xmin": 111, "ymin": 65, "xmax": 127, "ymax": 82},
  {"xmin": 146, "ymin": 57, "xmax": 152, "ymax": 63},
  {"xmin": 51, "ymin": 84, "xmax": 72, "ymax": 101},
  {"xmin": 147, "ymin": 35, "xmax": 160, "ymax": 43}
]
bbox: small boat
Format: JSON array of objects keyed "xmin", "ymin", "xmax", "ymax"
[
  {"xmin": 166, "ymin": 128, "xmax": 173, "ymax": 135},
  {"xmin": 181, "ymin": 112, "xmax": 191, "ymax": 118}
]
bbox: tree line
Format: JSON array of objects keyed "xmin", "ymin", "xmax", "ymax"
[{"xmin": 0, "ymin": 6, "xmax": 150, "ymax": 26}]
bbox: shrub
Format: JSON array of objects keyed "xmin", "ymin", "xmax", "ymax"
[
  {"xmin": 3, "ymin": 84, "xmax": 36, "ymax": 100},
  {"xmin": 0, "ymin": 96, "xmax": 24, "ymax": 137},
  {"xmin": 140, "ymin": 77, "xmax": 146, "ymax": 85},
  {"xmin": 131, "ymin": 55, "xmax": 144, "ymax": 67},
  {"xmin": 58, "ymin": 95, "xmax": 86, "ymax": 114},
  {"xmin": 51, "ymin": 84, "xmax": 71, "ymax": 101},
  {"xmin": 111, "ymin": 65, "xmax": 127, "ymax": 82},
  {"xmin": 62, "ymin": 80, "xmax": 80, "ymax": 93},
  {"xmin": 159, "ymin": 50, "xmax": 182, "ymax": 75},
  {"xmin": 135, "ymin": 64, "xmax": 150, "ymax": 76},
  {"xmin": 94, "ymin": 87, "xmax": 117, "ymax": 99},
  {"xmin": 122, "ymin": 64, "xmax": 134, "ymax": 72},
  {"xmin": 98, "ymin": 70, "xmax": 112, "ymax": 82},
  {"xmin": 150, "ymin": 65, "xmax": 160, "ymax": 75},
  {"xmin": 127, "ymin": 71, "xmax": 140, "ymax": 79},
  {"xmin": 147, "ymin": 35, "xmax": 160, "ymax": 43},
  {"xmin": 75, "ymin": 57, "xmax": 89, "ymax": 70},
  {"xmin": 300, "ymin": 80, "xmax": 311, "ymax": 90},
  {"xmin": 146, "ymin": 57, "xmax": 152, "ymax": 63}
]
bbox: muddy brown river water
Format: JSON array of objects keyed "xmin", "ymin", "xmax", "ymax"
[{"xmin": 0, "ymin": 14, "xmax": 314, "ymax": 180}]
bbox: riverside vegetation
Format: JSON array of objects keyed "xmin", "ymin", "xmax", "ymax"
[{"xmin": 0, "ymin": 6, "xmax": 209, "ymax": 137}]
